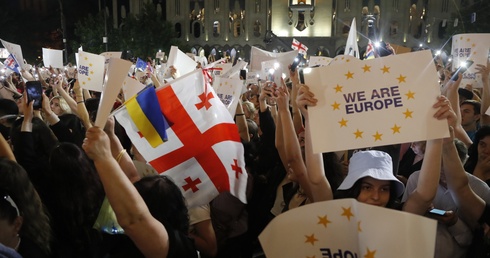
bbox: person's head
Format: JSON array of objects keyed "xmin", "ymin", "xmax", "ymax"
[
  {"xmin": 48, "ymin": 143, "xmax": 104, "ymax": 252},
  {"xmin": 0, "ymin": 158, "xmax": 51, "ymax": 254},
  {"xmin": 85, "ymin": 98, "xmax": 100, "ymax": 123},
  {"xmin": 458, "ymin": 88, "xmax": 474, "ymax": 103},
  {"xmin": 0, "ymin": 189, "xmax": 22, "ymax": 250},
  {"xmin": 0, "ymin": 99, "xmax": 19, "ymax": 128},
  {"xmin": 49, "ymin": 96, "xmax": 72, "ymax": 116},
  {"xmin": 335, "ymin": 150, "xmax": 404, "ymax": 208},
  {"xmin": 10, "ymin": 117, "xmax": 58, "ymax": 160},
  {"xmin": 410, "ymin": 141, "xmax": 426, "ymax": 156},
  {"xmin": 460, "ymin": 99, "xmax": 481, "ymax": 129},
  {"xmin": 465, "ymin": 125, "xmax": 490, "ymax": 173},
  {"xmin": 133, "ymin": 176, "xmax": 189, "ymax": 233},
  {"xmin": 242, "ymin": 101, "xmax": 256, "ymax": 120}
]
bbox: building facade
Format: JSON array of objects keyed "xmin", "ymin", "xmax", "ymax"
[{"xmin": 108, "ymin": 0, "xmax": 474, "ymax": 60}]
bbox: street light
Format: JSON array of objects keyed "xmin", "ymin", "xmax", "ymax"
[{"xmin": 58, "ymin": 0, "xmax": 68, "ymax": 64}]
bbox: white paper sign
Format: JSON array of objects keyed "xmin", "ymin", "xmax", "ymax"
[
  {"xmin": 305, "ymin": 50, "xmax": 448, "ymax": 153},
  {"xmin": 260, "ymin": 199, "xmax": 437, "ymax": 258},
  {"xmin": 451, "ymin": 33, "xmax": 490, "ymax": 88},
  {"xmin": 42, "ymin": 48, "xmax": 64, "ymax": 69},
  {"xmin": 0, "ymin": 39, "xmax": 25, "ymax": 69}
]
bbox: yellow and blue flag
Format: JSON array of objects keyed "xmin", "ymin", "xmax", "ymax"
[{"xmin": 126, "ymin": 86, "xmax": 168, "ymax": 148}]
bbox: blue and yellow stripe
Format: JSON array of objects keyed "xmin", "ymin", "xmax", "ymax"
[{"xmin": 126, "ymin": 86, "xmax": 168, "ymax": 148}]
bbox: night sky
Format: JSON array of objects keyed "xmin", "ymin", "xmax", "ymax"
[{"xmin": 0, "ymin": 0, "xmax": 100, "ymax": 61}]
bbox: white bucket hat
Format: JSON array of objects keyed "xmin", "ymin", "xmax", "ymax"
[{"xmin": 338, "ymin": 150, "xmax": 405, "ymax": 197}]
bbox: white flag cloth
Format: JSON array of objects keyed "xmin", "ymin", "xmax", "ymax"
[
  {"xmin": 304, "ymin": 50, "xmax": 448, "ymax": 153},
  {"xmin": 42, "ymin": 48, "xmax": 64, "ymax": 69},
  {"xmin": 345, "ymin": 18, "xmax": 360, "ymax": 59},
  {"xmin": 212, "ymin": 76, "xmax": 244, "ymax": 116},
  {"xmin": 451, "ymin": 33, "xmax": 490, "ymax": 88},
  {"xmin": 0, "ymin": 39, "xmax": 25, "ymax": 69},
  {"xmin": 114, "ymin": 69, "xmax": 248, "ymax": 207},
  {"xmin": 259, "ymin": 199, "xmax": 436, "ymax": 258},
  {"xmin": 77, "ymin": 50, "xmax": 106, "ymax": 92}
]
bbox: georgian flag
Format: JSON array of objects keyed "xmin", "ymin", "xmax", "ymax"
[
  {"xmin": 114, "ymin": 69, "xmax": 248, "ymax": 207},
  {"xmin": 292, "ymin": 38, "xmax": 308, "ymax": 56}
]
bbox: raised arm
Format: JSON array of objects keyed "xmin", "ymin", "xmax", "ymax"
[
  {"xmin": 53, "ymin": 75, "xmax": 79, "ymax": 116},
  {"xmin": 83, "ymin": 126, "xmax": 169, "ymax": 258},
  {"xmin": 403, "ymin": 96, "xmax": 453, "ymax": 215},
  {"xmin": 276, "ymin": 83, "xmax": 312, "ymax": 200},
  {"xmin": 235, "ymin": 101, "xmax": 250, "ymax": 143},
  {"xmin": 297, "ymin": 85, "xmax": 333, "ymax": 202},
  {"xmin": 105, "ymin": 116, "xmax": 140, "ymax": 183},
  {"xmin": 442, "ymin": 71, "xmax": 473, "ymax": 147},
  {"xmin": 478, "ymin": 60, "xmax": 490, "ymax": 126},
  {"xmin": 288, "ymin": 65, "xmax": 303, "ymax": 134},
  {"xmin": 443, "ymin": 127, "xmax": 485, "ymax": 225}
]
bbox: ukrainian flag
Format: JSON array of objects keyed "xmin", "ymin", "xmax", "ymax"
[{"xmin": 126, "ymin": 87, "xmax": 168, "ymax": 148}]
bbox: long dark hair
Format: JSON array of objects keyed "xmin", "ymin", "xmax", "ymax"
[
  {"xmin": 334, "ymin": 179, "xmax": 400, "ymax": 209},
  {"xmin": 465, "ymin": 126, "xmax": 490, "ymax": 174},
  {"xmin": 134, "ymin": 176, "xmax": 197, "ymax": 258},
  {"xmin": 0, "ymin": 158, "xmax": 52, "ymax": 255},
  {"xmin": 48, "ymin": 143, "xmax": 104, "ymax": 255}
]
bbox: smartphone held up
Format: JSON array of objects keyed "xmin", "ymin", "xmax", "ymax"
[{"xmin": 25, "ymin": 81, "xmax": 43, "ymax": 110}]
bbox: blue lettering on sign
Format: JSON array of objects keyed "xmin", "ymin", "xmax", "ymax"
[
  {"xmin": 344, "ymin": 86, "xmax": 403, "ymax": 114},
  {"xmin": 79, "ymin": 65, "xmax": 89, "ymax": 76}
]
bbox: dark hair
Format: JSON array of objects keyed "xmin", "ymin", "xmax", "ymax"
[
  {"xmin": 10, "ymin": 117, "xmax": 58, "ymax": 160},
  {"xmin": 461, "ymin": 99, "xmax": 481, "ymax": 115},
  {"xmin": 0, "ymin": 158, "xmax": 52, "ymax": 255},
  {"xmin": 322, "ymin": 152, "xmax": 344, "ymax": 192},
  {"xmin": 0, "ymin": 99, "xmax": 18, "ymax": 119},
  {"xmin": 48, "ymin": 143, "xmax": 104, "ymax": 255},
  {"xmin": 85, "ymin": 98, "xmax": 100, "ymax": 123},
  {"xmin": 465, "ymin": 126, "xmax": 490, "ymax": 173},
  {"xmin": 334, "ymin": 179, "xmax": 400, "ymax": 209},
  {"xmin": 133, "ymin": 176, "xmax": 197, "ymax": 257}
]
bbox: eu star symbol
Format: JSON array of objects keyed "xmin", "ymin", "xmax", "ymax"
[
  {"xmin": 318, "ymin": 215, "xmax": 332, "ymax": 228},
  {"xmin": 403, "ymin": 109, "xmax": 413, "ymax": 118},
  {"xmin": 362, "ymin": 65, "xmax": 371, "ymax": 73},
  {"xmin": 331, "ymin": 102, "xmax": 341, "ymax": 110},
  {"xmin": 353, "ymin": 129, "xmax": 363, "ymax": 139},
  {"xmin": 84, "ymin": 57, "xmax": 88, "ymax": 60},
  {"xmin": 304, "ymin": 234, "xmax": 318, "ymax": 245},
  {"xmin": 334, "ymin": 84, "xmax": 343, "ymax": 93},
  {"xmin": 345, "ymin": 71, "xmax": 354, "ymax": 79},
  {"xmin": 89, "ymin": 63, "xmax": 93, "ymax": 67},
  {"xmin": 358, "ymin": 221, "xmax": 362, "ymax": 232},
  {"xmin": 380, "ymin": 65, "xmax": 390, "ymax": 74},
  {"xmin": 364, "ymin": 248, "xmax": 377, "ymax": 258},
  {"xmin": 397, "ymin": 75, "xmax": 406, "ymax": 83},
  {"xmin": 338, "ymin": 118, "xmax": 348, "ymax": 127},
  {"xmin": 405, "ymin": 90, "xmax": 415, "ymax": 100},
  {"xmin": 341, "ymin": 207, "xmax": 354, "ymax": 221},
  {"xmin": 391, "ymin": 124, "xmax": 401, "ymax": 134},
  {"xmin": 373, "ymin": 131, "xmax": 383, "ymax": 141}
]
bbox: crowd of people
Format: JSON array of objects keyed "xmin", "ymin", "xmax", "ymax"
[{"xmin": 0, "ymin": 46, "xmax": 489, "ymax": 258}]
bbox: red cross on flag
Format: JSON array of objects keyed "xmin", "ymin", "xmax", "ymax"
[
  {"xmin": 292, "ymin": 38, "xmax": 308, "ymax": 56},
  {"xmin": 114, "ymin": 69, "xmax": 248, "ymax": 207}
]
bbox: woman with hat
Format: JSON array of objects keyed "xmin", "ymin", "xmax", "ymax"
[{"xmin": 296, "ymin": 84, "xmax": 455, "ymax": 215}]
